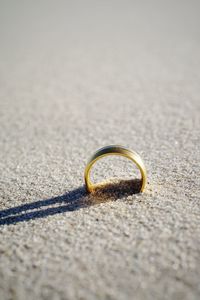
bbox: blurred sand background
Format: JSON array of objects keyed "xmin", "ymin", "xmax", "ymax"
[{"xmin": 0, "ymin": 1, "xmax": 200, "ymax": 299}]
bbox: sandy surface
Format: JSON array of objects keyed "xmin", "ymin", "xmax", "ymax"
[{"xmin": 0, "ymin": 1, "xmax": 200, "ymax": 299}]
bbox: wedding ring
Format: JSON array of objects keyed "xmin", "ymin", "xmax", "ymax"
[{"xmin": 84, "ymin": 145, "xmax": 147, "ymax": 193}]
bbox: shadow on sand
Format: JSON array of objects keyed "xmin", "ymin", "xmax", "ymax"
[{"xmin": 0, "ymin": 179, "xmax": 141, "ymax": 226}]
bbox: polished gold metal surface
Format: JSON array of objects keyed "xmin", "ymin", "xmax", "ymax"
[{"xmin": 84, "ymin": 145, "xmax": 147, "ymax": 193}]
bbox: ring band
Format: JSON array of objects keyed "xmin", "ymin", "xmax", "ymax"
[{"xmin": 84, "ymin": 145, "xmax": 147, "ymax": 193}]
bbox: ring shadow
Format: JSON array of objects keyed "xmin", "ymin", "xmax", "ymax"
[{"xmin": 0, "ymin": 179, "xmax": 141, "ymax": 226}]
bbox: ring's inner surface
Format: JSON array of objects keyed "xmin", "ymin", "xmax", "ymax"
[{"xmin": 89, "ymin": 154, "xmax": 141, "ymax": 188}]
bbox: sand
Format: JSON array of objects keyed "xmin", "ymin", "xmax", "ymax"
[{"xmin": 0, "ymin": 1, "xmax": 200, "ymax": 299}]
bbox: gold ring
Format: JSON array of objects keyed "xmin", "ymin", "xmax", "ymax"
[{"xmin": 84, "ymin": 145, "xmax": 147, "ymax": 193}]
